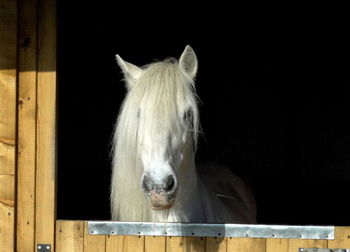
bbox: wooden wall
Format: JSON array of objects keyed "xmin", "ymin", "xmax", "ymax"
[
  {"xmin": 0, "ymin": 0, "xmax": 57, "ymax": 251},
  {"xmin": 0, "ymin": 1, "xmax": 17, "ymax": 251},
  {"xmin": 56, "ymin": 221, "xmax": 350, "ymax": 252}
]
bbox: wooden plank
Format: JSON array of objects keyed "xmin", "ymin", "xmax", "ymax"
[
  {"xmin": 106, "ymin": 235, "xmax": 124, "ymax": 252},
  {"xmin": 167, "ymin": 236, "xmax": 185, "ymax": 252},
  {"xmin": 56, "ymin": 221, "xmax": 84, "ymax": 252},
  {"xmin": 0, "ymin": 0, "xmax": 17, "ymax": 251},
  {"xmin": 16, "ymin": 0, "xmax": 38, "ymax": 250},
  {"xmin": 83, "ymin": 222, "xmax": 106, "ymax": 252},
  {"xmin": 288, "ymin": 239, "xmax": 327, "ymax": 252},
  {"xmin": 145, "ymin": 236, "xmax": 166, "ymax": 252},
  {"xmin": 183, "ymin": 237, "xmax": 205, "ymax": 252},
  {"xmin": 227, "ymin": 237, "xmax": 266, "ymax": 252},
  {"xmin": 328, "ymin": 226, "xmax": 350, "ymax": 249},
  {"xmin": 205, "ymin": 237, "xmax": 227, "ymax": 252},
  {"xmin": 121, "ymin": 236, "xmax": 145, "ymax": 252},
  {"xmin": 166, "ymin": 236, "xmax": 206, "ymax": 252},
  {"xmin": 35, "ymin": 0, "xmax": 57, "ymax": 249},
  {"xmin": 106, "ymin": 235, "xmax": 145, "ymax": 252},
  {"xmin": 266, "ymin": 238, "xmax": 288, "ymax": 252}
]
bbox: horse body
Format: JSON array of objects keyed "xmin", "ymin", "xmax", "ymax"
[{"xmin": 111, "ymin": 46, "xmax": 256, "ymax": 223}]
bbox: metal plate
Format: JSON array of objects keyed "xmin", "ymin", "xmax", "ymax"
[
  {"xmin": 299, "ymin": 249, "xmax": 350, "ymax": 252},
  {"xmin": 37, "ymin": 244, "xmax": 51, "ymax": 252},
  {"xmin": 88, "ymin": 221, "xmax": 334, "ymax": 239}
]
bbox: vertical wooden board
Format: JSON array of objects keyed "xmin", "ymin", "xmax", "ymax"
[
  {"xmin": 35, "ymin": 0, "xmax": 57, "ymax": 249},
  {"xmin": 287, "ymin": 239, "xmax": 327, "ymax": 252},
  {"xmin": 227, "ymin": 237, "xmax": 266, "ymax": 252},
  {"xmin": 328, "ymin": 226, "xmax": 350, "ymax": 248},
  {"xmin": 106, "ymin": 235, "xmax": 124, "ymax": 252},
  {"xmin": 145, "ymin": 236, "xmax": 166, "ymax": 252},
  {"xmin": 205, "ymin": 237, "xmax": 227, "ymax": 252},
  {"xmin": 0, "ymin": 0, "xmax": 17, "ymax": 251},
  {"xmin": 167, "ymin": 236, "xmax": 185, "ymax": 252},
  {"xmin": 167, "ymin": 236, "xmax": 206, "ymax": 252},
  {"xmin": 183, "ymin": 237, "xmax": 206, "ymax": 252},
  {"xmin": 84, "ymin": 222, "xmax": 106, "ymax": 252},
  {"xmin": 84, "ymin": 235, "xmax": 106, "ymax": 252},
  {"xmin": 56, "ymin": 221, "xmax": 84, "ymax": 252},
  {"xmin": 266, "ymin": 239, "xmax": 288, "ymax": 252},
  {"xmin": 17, "ymin": 0, "xmax": 38, "ymax": 250},
  {"xmin": 121, "ymin": 236, "xmax": 145, "ymax": 252}
]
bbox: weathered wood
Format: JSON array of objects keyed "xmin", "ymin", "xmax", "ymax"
[
  {"xmin": 16, "ymin": 0, "xmax": 38, "ymax": 250},
  {"xmin": 205, "ymin": 237, "xmax": 227, "ymax": 252},
  {"xmin": 227, "ymin": 237, "xmax": 266, "ymax": 252},
  {"xmin": 266, "ymin": 238, "xmax": 288, "ymax": 252},
  {"xmin": 288, "ymin": 239, "xmax": 327, "ymax": 252},
  {"xmin": 328, "ymin": 226, "xmax": 350, "ymax": 249},
  {"xmin": 35, "ymin": 0, "xmax": 57, "ymax": 249},
  {"xmin": 0, "ymin": 0, "xmax": 17, "ymax": 251},
  {"xmin": 56, "ymin": 221, "xmax": 84, "ymax": 252},
  {"xmin": 145, "ymin": 236, "xmax": 166, "ymax": 252},
  {"xmin": 83, "ymin": 222, "xmax": 106, "ymax": 252}
]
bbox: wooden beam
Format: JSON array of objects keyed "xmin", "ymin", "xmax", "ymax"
[
  {"xmin": 35, "ymin": 0, "xmax": 57, "ymax": 249},
  {"xmin": 56, "ymin": 221, "xmax": 85, "ymax": 252},
  {"xmin": 17, "ymin": 0, "xmax": 38, "ymax": 250},
  {"xmin": 0, "ymin": 0, "xmax": 17, "ymax": 251}
]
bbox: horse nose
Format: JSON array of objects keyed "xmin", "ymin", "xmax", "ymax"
[{"xmin": 142, "ymin": 174, "xmax": 177, "ymax": 193}]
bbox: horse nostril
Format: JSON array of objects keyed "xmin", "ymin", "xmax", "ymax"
[
  {"xmin": 142, "ymin": 175, "xmax": 154, "ymax": 192},
  {"xmin": 165, "ymin": 175, "xmax": 175, "ymax": 192}
]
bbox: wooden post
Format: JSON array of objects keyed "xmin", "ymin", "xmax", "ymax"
[
  {"xmin": 35, "ymin": 0, "xmax": 57, "ymax": 250},
  {"xmin": 17, "ymin": 0, "xmax": 38, "ymax": 251},
  {"xmin": 0, "ymin": 1, "xmax": 17, "ymax": 251}
]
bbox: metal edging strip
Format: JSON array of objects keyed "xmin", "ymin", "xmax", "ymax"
[{"xmin": 88, "ymin": 221, "xmax": 334, "ymax": 240}]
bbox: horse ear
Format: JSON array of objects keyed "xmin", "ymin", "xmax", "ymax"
[
  {"xmin": 116, "ymin": 54, "xmax": 143, "ymax": 88},
  {"xmin": 179, "ymin": 45, "xmax": 198, "ymax": 79}
]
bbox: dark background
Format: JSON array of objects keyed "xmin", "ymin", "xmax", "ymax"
[{"xmin": 57, "ymin": 2, "xmax": 348, "ymax": 225}]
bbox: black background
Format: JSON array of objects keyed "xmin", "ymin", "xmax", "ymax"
[{"xmin": 57, "ymin": 2, "xmax": 348, "ymax": 225}]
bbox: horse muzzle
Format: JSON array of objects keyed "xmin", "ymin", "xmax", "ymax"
[{"xmin": 142, "ymin": 174, "xmax": 177, "ymax": 210}]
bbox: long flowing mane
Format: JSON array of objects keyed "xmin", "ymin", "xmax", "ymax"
[
  {"xmin": 111, "ymin": 59, "xmax": 199, "ymax": 221},
  {"xmin": 111, "ymin": 46, "xmax": 256, "ymax": 224}
]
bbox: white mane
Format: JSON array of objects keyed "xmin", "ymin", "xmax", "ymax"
[
  {"xmin": 111, "ymin": 58, "xmax": 199, "ymax": 221},
  {"xmin": 111, "ymin": 46, "xmax": 256, "ymax": 224}
]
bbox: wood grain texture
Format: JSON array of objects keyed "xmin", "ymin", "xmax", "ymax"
[
  {"xmin": 145, "ymin": 236, "xmax": 166, "ymax": 252},
  {"xmin": 287, "ymin": 239, "xmax": 327, "ymax": 252},
  {"xmin": 16, "ymin": 0, "xmax": 38, "ymax": 250},
  {"xmin": 56, "ymin": 221, "xmax": 84, "ymax": 252},
  {"xmin": 0, "ymin": 0, "xmax": 17, "ymax": 251},
  {"xmin": 106, "ymin": 235, "xmax": 145, "ymax": 252},
  {"xmin": 328, "ymin": 226, "xmax": 350, "ymax": 249},
  {"xmin": 166, "ymin": 236, "xmax": 185, "ymax": 252},
  {"xmin": 266, "ymin": 238, "xmax": 288, "ymax": 252},
  {"xmin": 227, "ymin": 237, "xmax": 266, "ymax": 252},
  {"xmin": 205, "ymin": 237, "xmax": 227, "ymax": 252},
  {"xmin": 106, "ymin": 235, "xmax": 125, "ymax": 252},
  {"xmin": 121, "ymin": 236, "xmax": 145, "ymax": 252},
  {"xmin": 35, "ymin": 0, "xmax": 57, "ymax": 249},
  {"xmin": 83, "ymin": 222, "xmax": 106, "ymax": 252}
]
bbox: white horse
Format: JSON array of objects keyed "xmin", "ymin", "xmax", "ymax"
[{"xmin": 111, "ymin": 46, "xmax": 256, "ymax": 223}]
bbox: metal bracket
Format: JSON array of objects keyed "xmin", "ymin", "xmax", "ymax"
[
  {"xmin": 299, "ymin": 249, "xmax": 350, "ymax": 252},
  {"xmin": 37, "ymin": 244, "xmax": 51, "ymax": 252},
  {"xmin": 88, "ymin": 221, "xmax": 334, "ymax": 239}
]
